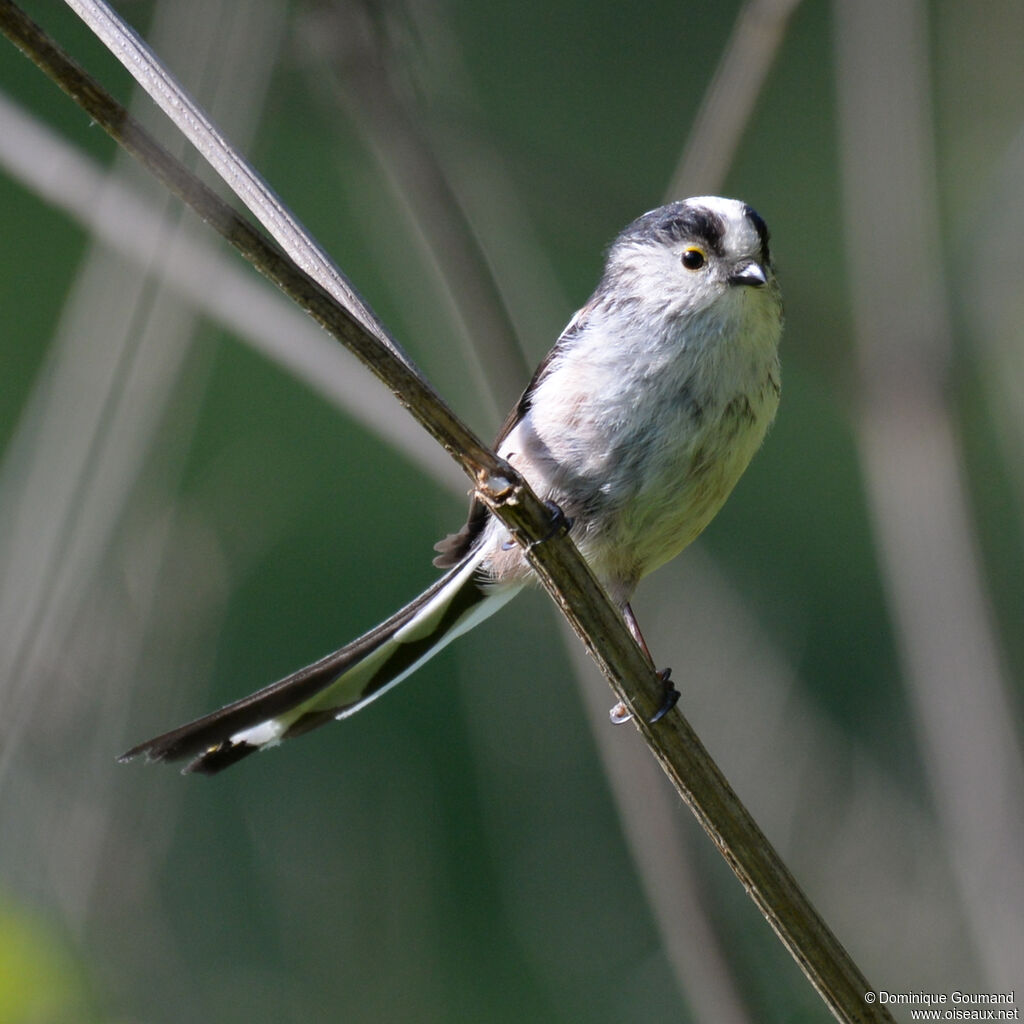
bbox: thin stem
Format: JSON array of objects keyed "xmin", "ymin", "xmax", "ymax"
[{"xmin": 61, "ymin": 0, "xmax": 404, "ymax": 364}]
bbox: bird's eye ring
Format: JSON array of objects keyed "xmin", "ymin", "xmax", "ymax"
[{"xmin": 681, "ymin": 247, "xmax": 706, "ymax": 271}]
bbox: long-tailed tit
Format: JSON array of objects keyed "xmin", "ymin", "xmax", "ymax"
[{"xmin": 121, "ymin": 196, "xmax": 783, "ymax": 774}]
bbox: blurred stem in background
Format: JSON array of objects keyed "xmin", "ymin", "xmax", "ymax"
[
  {"xmin": 834, "ymin": 0, "xmax": 1024, "ymax": 986},
  {"xmin": 668, "ymin": 0, "xmax": 804, "ymax": 199},
  {"xmin": 0, "ymin": 0, "xmax": 287, "ymax": 1013}
]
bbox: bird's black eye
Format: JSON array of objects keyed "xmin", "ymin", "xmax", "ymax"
[{"xmin": 681, "ymin": 247, "xmax": 706, "ymax": 271}]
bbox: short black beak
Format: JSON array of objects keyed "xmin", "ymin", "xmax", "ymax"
[{"xmin": 728, "ymin": 261, "xmax": 767, "ymax": 288}]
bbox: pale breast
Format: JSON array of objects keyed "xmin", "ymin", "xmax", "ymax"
[{"xmin": 491, "ymin": 286, "xmax": 781, "ymax": 601}]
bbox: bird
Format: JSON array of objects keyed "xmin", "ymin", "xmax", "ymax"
[{"xmin": 120, "ymin": 196, "xmax": 783, "ymax": 774}]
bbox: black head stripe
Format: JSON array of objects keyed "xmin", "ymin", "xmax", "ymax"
[
  {"xmin": 620, "ymin": 201, "xmax": 726, "ymax": 256},
  {"xmin": 743, "ymin": 203, "xmax": 771, "ymax": 263},
  {"xmin": 656, "ymin": 206, "xmax": 726, "ymax": 256}
]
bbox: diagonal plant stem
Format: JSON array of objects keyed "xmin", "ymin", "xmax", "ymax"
[
  {"xmin": 62, "ymin": 3, "xmax": 406, "ymax": 366},
  {"xmin": 0, "ymin": 2, "xmax": 893, "ymax": 1019},
  {"xmin": 309, "ymin": 7, "xmax": 796, "ymax": 1014}
]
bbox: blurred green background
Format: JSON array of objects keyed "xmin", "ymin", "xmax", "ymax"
[{"xmin": 1, "ymin": 1, "xmax": 1022, "ymax": 1021}]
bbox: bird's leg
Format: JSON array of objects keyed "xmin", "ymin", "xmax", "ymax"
[
  {"xmin": 609, "ymin": 603, "xmax": 679, "ymax": 725},
  {"xmin": 622, "ymin": 602, "xmax": 655, "ymax": 662}
]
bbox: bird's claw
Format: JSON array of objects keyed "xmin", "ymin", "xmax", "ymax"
[
  {"xmin": 608, "ymin": 668, "xmax": 678, "ymax": 725},
  {"xmin": 648, "ymin": 667, "xmax": 679, "ymax": 723},
  {"xmin": 504, "ymin": 501, "xmax": 573, "ymax": 552},
  {"xmin": 526, "ymin": 500, "xmax": 574, "ymax": 551}
]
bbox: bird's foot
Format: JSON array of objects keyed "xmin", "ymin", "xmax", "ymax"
[
  {"xmin": 527, "ymin": 500, "xmax": 574, "ymax": 550},
  {"xmin": 648, "ymin": 667, "xmax": 679, "ymax": 723},
  {"xmin": 502, "ymin": 501, "xmax": 573, "ymax": 551},
  {"xmin": 608, "ymin": 669, "xmax": 678, "ymax": 725}
]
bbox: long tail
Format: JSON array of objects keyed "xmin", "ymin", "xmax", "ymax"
[{"xmin": 120, "ymin": 552, "xmax": 521, "ymax": 775}]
